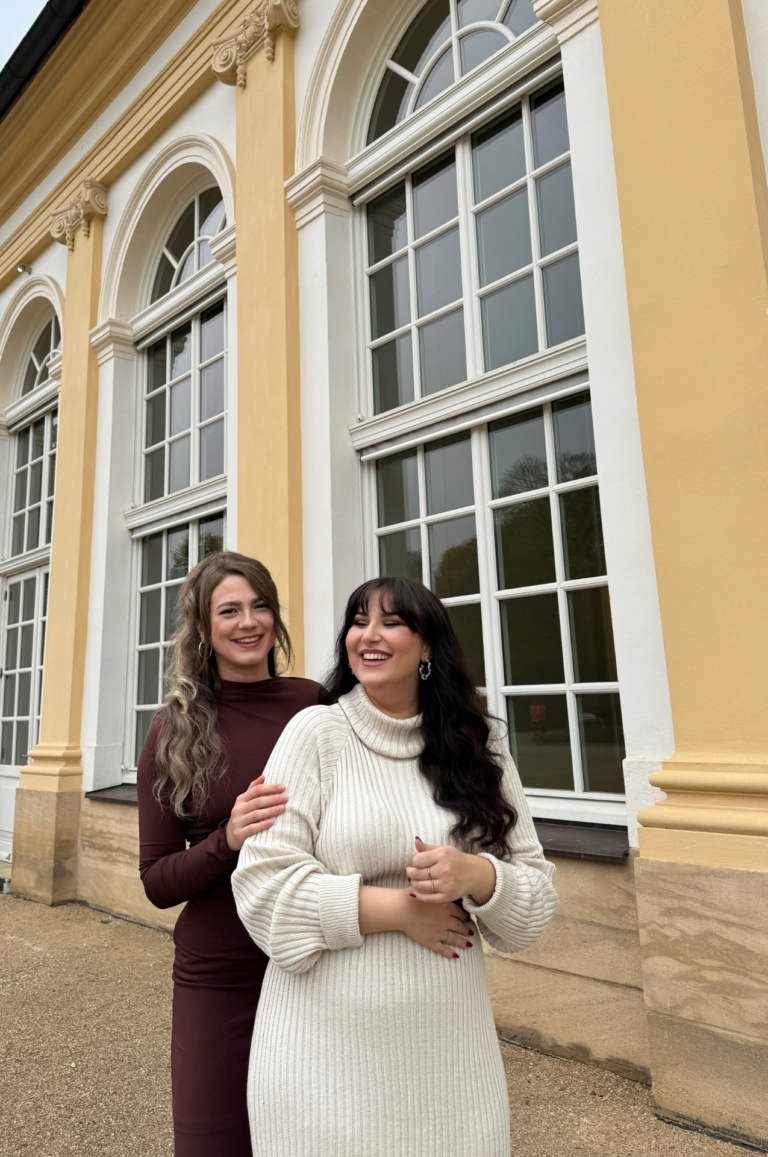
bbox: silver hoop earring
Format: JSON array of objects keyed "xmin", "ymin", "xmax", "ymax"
[
  {"xmin": 419, "ymin": 658, "xmax": 432, "ymax": 681},
  {"xmin": 198, "ymin": 640, "xmax": 207, "ymax": 659}
]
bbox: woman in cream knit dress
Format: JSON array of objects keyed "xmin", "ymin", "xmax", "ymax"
[{"xmin": 232, "ymin": 578, "xmax": 557, "ymax": 1157}]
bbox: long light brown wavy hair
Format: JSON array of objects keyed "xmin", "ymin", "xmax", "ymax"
[{"xmin": 154, "ymin": 551, "xmax": 293, "ymax": 817}]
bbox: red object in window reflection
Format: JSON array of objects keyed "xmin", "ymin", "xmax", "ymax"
[{"xmin": 529, "ymin": 703, "xmax": 546, "ymax": 723}]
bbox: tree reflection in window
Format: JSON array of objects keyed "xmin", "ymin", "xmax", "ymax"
[
  {"xmin": 151, "ymin": 187, "xmax": 226, "ymax": 303},
  {"xmin": 368, "ymin": 0, "xmax": 539, "ymax": 143}
]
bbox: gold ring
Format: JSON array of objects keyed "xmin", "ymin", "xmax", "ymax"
[
  {"xmin": 431, "ymin": 878, "xmax": 436, "ymax": 894},
  {"xmin": 427, "ymin": 866, "xmax": 433, "ymax": 880}
]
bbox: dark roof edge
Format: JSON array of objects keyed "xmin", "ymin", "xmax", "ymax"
[{"xmin": 0, "ymin": 0, "xmax": 92, "ymax": 125}]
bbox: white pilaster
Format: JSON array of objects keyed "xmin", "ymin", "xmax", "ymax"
[{"xmin": 210, "ymin": 223, "xmax": 238, "ymax": 549}]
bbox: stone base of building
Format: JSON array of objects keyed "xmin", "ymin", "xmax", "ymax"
[{"xmin": 11, "ymin": 786, "xmax": 81, "ymax": 905}]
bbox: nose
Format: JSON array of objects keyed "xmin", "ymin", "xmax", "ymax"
[{"xmin": 360, "ymin": 622, "xmax": 382, "ymax": 646}]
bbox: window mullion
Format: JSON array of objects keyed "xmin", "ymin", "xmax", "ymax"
[
  {"xmin": 417, "ymin": 445, "xmax": 429, "ymax": 588},
  {"xmin": 456, "ymin": 133, "xmax": 481, "ymax": 381},
  {"xmin": 471, "ymin": 425, "xmax": 501, "ymax": 715}
]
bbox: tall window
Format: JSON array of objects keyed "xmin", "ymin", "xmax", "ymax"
[
  {"xmin": 369, "ymin": 0, "xmax": 539, "ymax": 142},
  {"xmin": 143, "ymin": 301, "xmax": 226, "ymax": 500},
  {"xmin": 372, "ymin": 392, "xmax": 624, "ymax": 800},
  {"xmin": 0, "ymin": 572, "xmax": 48, "ymax": 766},
  {"xmin": 133, "ymin": 514, "xmax": 224, "ymax": 759},
  {"xmin": 366, "ymin": 79, "xmax": 583, "ymax": 414},
  {"xmin": 151, "ymin": 187, "xmax": 226, "ymax": 302},
  {"xmin": 11, "ymin": 411, "xmax": 58, "ymax": 556}
]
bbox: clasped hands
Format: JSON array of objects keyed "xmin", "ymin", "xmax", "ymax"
[{"xmin": 405, "ymin": 836, "xmax": 496, "ymax": 908}]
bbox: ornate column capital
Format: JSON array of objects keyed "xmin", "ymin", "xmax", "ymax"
[
  {"xmin": 531, "ymin": 0, "xmax": 598, "ymax": 42},
  {"xmin": 50, "ymin": 180, "xmax": 108, "ymax": 251},
  {"xmin": 212, "ymin": 0, "xmax": 300, "ymax": 87}
]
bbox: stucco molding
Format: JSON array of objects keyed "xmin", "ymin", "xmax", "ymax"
[
  {"xmin": 285, "ymin": 159, "xmax": 350, "ymax": 229},
  {"xmin": 50, "ymin": 180, "xmax": 108, "ymax": 251},
  {"xmin": 90, "ymin": 319, "xmax": 136, "ymax": 367},
  {"xmin": 212, "ymin": 0, "xmax": 300, "ymax": 86},
  {"xmin": 531, "ymin": 0, "xmax": 599, "ymax": 43},
  {"xmin": 210, "ymin": 221, "xmax": 237, "ymax": 277}
]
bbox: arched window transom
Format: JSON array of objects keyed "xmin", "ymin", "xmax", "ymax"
[
  {"xmin": 151, "ymin": 187, "xmax": 226, "ymax": 303},
  {"xmin": 368, "ymin": 0, "xmax": 539, "ymax": 143},
  {"xmin": 22, "ymin": 317, "xmax": 61, "ymax": 397}
]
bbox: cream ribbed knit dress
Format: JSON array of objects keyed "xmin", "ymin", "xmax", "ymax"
[{"xmin": 232, "ymin": 684, "xmax": 557, "ymax": 1157}]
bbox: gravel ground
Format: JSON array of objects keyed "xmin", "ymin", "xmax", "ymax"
[{"xmin": 0, "ymin": 893, "xmax": 747, "ymax": 1157}]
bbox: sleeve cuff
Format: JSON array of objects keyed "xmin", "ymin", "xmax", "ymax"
[
  {"xmin": 212, "ymin": 823, "xmax": 240, "ymax": 866},
  {"xmin": 463, "ymin": 852, "xmax": 505, "ymax": 918},
  {"xmin": 318, "ymin": 872, "xmax": 364, "ymax": 952}
]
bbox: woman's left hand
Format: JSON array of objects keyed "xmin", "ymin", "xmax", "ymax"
[{"xmin": 405, "ymin": 837, "xmax": 497, "ymax": 906}]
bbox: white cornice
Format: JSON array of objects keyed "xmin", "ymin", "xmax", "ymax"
[
  {"xmin": 130, "ymin": 262, "xmax": 226, "ymax": 345},
  {"xmin": 5, "ymin": 378, "xmax": 59, "ymax": 430},
  {"xmin": 285, "ymin": 159, "xmax": 350, "ymax": 229},
  {"xmin": 124, "ymin": 478, "xmax": 228, "ymax": 534},
  {"xmin": 531, "ymin": 0, "xmax": 599, "ymax": 42},
  {"xmin": 210, "ymin": 222, "xmax": 237, "ymax": 278},
  {"xmin": 0, "ymin": 544, "xmax": 51, "ymax": 578},
  {"xmin": 90, "ymin": 319, "xmax": 135, "ymax": 366}
]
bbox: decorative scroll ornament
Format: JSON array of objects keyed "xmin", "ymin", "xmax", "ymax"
[
  {"xmin": 212, "ymin": 0, "xmax": 300, "ymax": 87},
  {"xmin": 50, "ymin": 180, "xmax": 108, "ymax": 251}
]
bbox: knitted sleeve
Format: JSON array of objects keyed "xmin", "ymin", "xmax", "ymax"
[
  {"xmin": 462, "ymin": 729, "xmax": 557, "ymax": 953},
  {"xmin": 231, "ymin": 706, "xmax": 363, "ymax": 974}
]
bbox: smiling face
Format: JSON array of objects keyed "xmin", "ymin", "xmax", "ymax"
[
  {"xmin": 201, "ymin": 573, "xmax": 276, "ymax": 682},
  {"xmin": 345, "ymin": 592, "xmax": 430, "ymax": 717}
]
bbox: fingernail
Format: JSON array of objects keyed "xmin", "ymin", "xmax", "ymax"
[
  {"xmin": 409, "ymin": 893, "xmax": 417, "ymax": 898},
  {"xmin": 466, "ymin": 941, "xmax": 473, "ymax": 948},
  {"xmin": 453, "ymin": 953, "xmax": 459, "ymax": 959},
  {"xmin": 467, "ymin": 929, "xmax": 475, "ymax": 936}
]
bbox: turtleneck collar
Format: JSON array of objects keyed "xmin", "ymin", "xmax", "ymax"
[{"xmin": 338, "ymin": 682, "xmax": 423, "ymax": 760}]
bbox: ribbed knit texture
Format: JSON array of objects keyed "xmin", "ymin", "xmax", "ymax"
[{"xmin": 232, "ymin": 683, "xmax": 557, "ymax": 1157}]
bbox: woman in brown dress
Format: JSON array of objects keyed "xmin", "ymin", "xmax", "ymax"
[{"xmin": 137, "ymin": 552, "xmax": 322, "ymax": 1157}]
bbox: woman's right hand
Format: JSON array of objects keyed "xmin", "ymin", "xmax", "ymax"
[
  {"xmin": 225, "ymin": 775, "xmax": 288, "ymax": 852},
  {"xmin": 398, "ymin": 892, "xmax": 475, "ymax": 960}
]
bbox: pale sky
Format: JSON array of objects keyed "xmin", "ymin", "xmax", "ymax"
[{"xmin": 0, "ymin": 0, "xmax": 51, "ymax": 72}]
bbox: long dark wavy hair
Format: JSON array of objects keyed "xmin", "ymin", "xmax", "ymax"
[
  {"xmin": 324, "ymin": 577, "xmax": 517, "ymax": 857},
  {"xmin": 154, "ymin": 552, "xmax": 293, "ymax": 817}
]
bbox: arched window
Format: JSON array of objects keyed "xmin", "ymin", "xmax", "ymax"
[
  {"xmin": 150, "ymin": 186, "xmax": 226, "ymax": 302},
  {"xmin": 21, "ymin": 316, "xmax": 60, "ymax": 396},
  {"xmin": 368, "ymin": 0, "xmax": 538, "ymax": 143}
]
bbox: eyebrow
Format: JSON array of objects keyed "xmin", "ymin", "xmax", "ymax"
[{"xmin": 214, "ymin": 598, "xmax": 264, "ymax": 611}]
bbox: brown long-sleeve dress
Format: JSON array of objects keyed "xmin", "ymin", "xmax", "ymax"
[{"xmin": 137, "ymin": 676, "xmax": 323, "ymax": 1157}]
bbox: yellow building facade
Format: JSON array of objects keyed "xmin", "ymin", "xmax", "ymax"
[{"xmin": 0, "ymin": 0, "xmax": 766, "ymax": 1145}]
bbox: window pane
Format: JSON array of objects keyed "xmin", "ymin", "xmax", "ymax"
[
  {"xmin": 141, "ymin": 533, "xmax": 163, "ymax": 587},
  {"xmin": 5, "ymin": 628, "xmax": 17, "ymax": 670},
  {"xmin": 22, "ymin": 579, "xmax": 35, "ymax": 623},
  {"xmin": 19, "ymin": 625, "xmax": 33, "ymax": 669},
  {"xmin": 552, "ymin": 393, "xmax": 596, "ymax": 481},
  {"xmin": 17, "ymin": 672, "xmax": 31, "ymax": 717},
  {"xmin": 16, "ymin": 429, "xmax": 29, "ymax": 468},
  {"xmin": 151, "ymin": 256, "xmax": 175, "ymax": 303},
  {"xmin": 501, "ymin": 593, "xmax": 563, "ymax": 683},
  {"xmin": 144, "ymin": 447, "xmax": 165, "ymax": 502},
  {"xmin": 481, "ymin": 274, "xmax": 538, "ymax": 370},
  {"xmin": 373, "ymin": 334, "xmax": 414, "ymax": 414},
  {"xmin": 537, "ymin": 162, "xmax": 577, "ymax": 257},
  {"xmin": 22, "ymin": 359, "xmax": 38, "ymax": 396},
  {"xmin": 14, "ymin": 721, "xmax": 29, "ymax": 765},
  {"xmin": 137, "ymin": 650, "xmax": 159, "ymax": 706},
  {"xmin": 169, "ymin": 436, "xmax": 191, "ymax": 493},
  {"xmin": 25, "ymin": 508, "xmax": 40, "ymax": 553},
  {"xmin": 170, "ymin": 379, "xmax": 191, "ymax": 436},
  {"xmin": 370, "ymin": 257, "xmax": 411, "ymax": 337},
  {"xmin": 393, "ymin": 0, "xmax": 451, "ymax": 75},
  {"xmin": 577, "ymin": 692, "xmax": 625, "ymax": 793},
  {"xmin": 560, "ymin": 487, "xmax": 606, "ymax": 578},
  {"xmin": 446, "ymin": 602, "xmax": 486, "ymax": 687},
  {"xmin": 167, "ymin": 525, "xmax": 190, "ymax": 580},
  {"xmin": 507, "ymin": 694, "xmax": 574, "ymax": 790},
  {"xmin": 201, "ymin": 420, "xmax": 225, "ymax": 481},
  {"xmin": 199, "ymin": 514, "xmax": 224, "ymax": 557},
  {"xmin": 14, "ymin": 472, "xmax": 26, "ymax": 513},
  {"xmin": 489, "ymin": 407, "xmax": 547, "ymax": 498},
  {"xmin": 494, "ymin": 497, "xmax": 555, "ymax": 589},
  {"xmin": 504, "ymin": 0, "xmax": 538, "ymax": 34},
  {"xmin": 531, "ymin": 81, "xmax": 569, "ymax": 167},
  {"xmin": 11, "ymin": 517, "xmax": 24, "ymax": 557},
  {"xmin": 569, "ymin": 587, "xmax": 617, "ymax": 683},
  {"xmin": 425, "ymin": 433, "xmax": 473, "ymax": 514},
  {"xmin": 167, "ymin": 202, "xmax": 195, "ymax": 262},
  {"xmin": 201, "ymin": 303, "xmax": 225, "ymax": 360},
  {"xmin": 146, "ymin": 392, "xmax": 166, "ymax": 447},
  {"xmin": 3, "ymin": 675, "xmax": 15, "ymax": 717},
  {"xmin": 429, "ymin": 514, "xmax": 479, "ymax": 597},
  {"xmin": 543, "ymin": 253, "xmax": 584, "ymax": 347},
  {"xmin": 135, "ymin": 710, "xmax": 156, "ymax": 762},
  {"xmin": 367, "ymin": 70, "xmax": 413, "ymax": 144},
  {"xmin": 412, "ymin": 152, "xmax": 458, "ymax": 238},
  {"xmin": 148, "ymin": 341, "xmax": 167, "ymax": 393},
  {"xmin": 472, "ymin": 107, "xmax": 526, "ymax": 204},
  {"xmin": 377, "ymin": 449, "xmax": 419, "ymax": 527},
  {"xmin": 458, "ymin": 0, "xmax": 501, "ymax": 25},
  {"xmin": 419, "ymin": 308, "xmax": 466, "ymax": 394},
  {"xmin": 0, "ymin": 721, "xmax": 13, "ymax": 765},
  {"xmin": 49, "ymin": 412, "xmax": 58, "ymax": 450},
  {"xmin": 8, "ymin": 585, "xmax": 20, "ymax": 626},
  {"xmin": 140, "ymin": 589, "xmax": 162, "ymax": 645},
  {"xmin": 459, "ymin": 28, "xmax": 508, "ymax": 74},
  {"xmin": 368, "ymin": 183, "xmax": 408, "ymax": 263},
  {"xmin": 416, "ymin": 228, "xmax": 462, "ymax": 317},
  {"xmin": 32, "ymin": 420, "xmax": 45, "ymax": 459},
  {"xmin": 201, "ymin": 360, "xmax": 225, "ymax": 420},
  {"xmin": 171, "ymin": 323, "xmax": 192, "ymax": 378},
  {"xmin": 165, "ymin": 586, "xmax": 180, "ymax": 641},
  {"xmin": 379, "ymin": 528, "xmax": 422, "ymax": 581},
  {"xmin": 414, "ymin": 47, "xmax": 455, "ymax": 111},
  {"xmin": 476, "ymin": 188, "xmax": 532, "ymax": 287},
  {"xmin": 200, "ymin": 188, "xmax": 225, "ymax": 236}
]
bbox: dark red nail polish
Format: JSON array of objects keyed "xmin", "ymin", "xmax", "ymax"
[
  {"xmin": 453, "ymin": 953, "xmax": 459, "ymax": 959},
  {"xmin": 467, "ymin": 928, "xmax": 475, "ymax": 935},
  {"xmin": 466, "ymin": 941, "xmax": 473, "ymax": 948},
  {"xmin": 409, "ymin": 893, "xmax": 417, "ymax": 898}
]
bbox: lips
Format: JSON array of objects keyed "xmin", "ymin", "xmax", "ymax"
[
  {"xmin": 359, "ymin": 651, "xmax": 390, "ymax": 664},
  {"xmin": 233, "ymin": 635, "xmax": 263, "ymax": 647}
]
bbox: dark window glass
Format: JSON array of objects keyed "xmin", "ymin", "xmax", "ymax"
[
  {"xmin": 151, "ymin": 255, "xmax": 174, "ymax": 303},
  {"xmin": 476, "ymin": 188, "xmax": 531, "ymax": 286},
  {"xmin": 503, "ymin": 0, "xmax": 538, "ymax": 35},
  {"xmin": 137, "ymin": 651, "xmax": 159, "ymax": 706},
  {"xmin": 577, "ymin": 692, "xmax": 625, "ymax": 792},
  {"xmin": 141, "ymin": 533, "xmax": 163, "ymax": 587},
  {"xmin": 148, "ymin": 341, "xmax": 166, "ymax": 392},
  {"xmin": 537, "ymin": 162, "xmax": 577, "ymax": 256},
  {"xmin": 416, "ymin": 228, "xmax": 462, "ymax": 316},
  {"xmin": 414, "ymin": 46, "xmax": 456, "ymax": 110},
  {"xmin": 446, "ymin": 602, "xmax": 486, "ymax": 687},
  {"xmin": 425, "ymin": 433, "xmax": 474, "ymax": 515},
  {"xmin": 531, "ymin": 81, "xmax": 569, "ymax": 167},
  {"xmin": 543, "ymin": 252, "xmax": 584, "ymax": 346},
  {"xmin": 367, "ymin": 183, "xmax": 408, "ymax": 264},
  {"xmin": 199, "ymin": 188, "xmax": 225, "ymax": 236},
  {"xmin": 144, "ymin": 448, "xmax": 165, "ymax": 502},
  {"xmin": 560, "ymin": 486, "xmax": 606, "ymax": 578},
  {"xmin": 373, "ymin": 334, "xmax": 414, "ymax": 414},
  {"xmin": 481, "ymin": 275, "xmax": 538, "ymax": 371},
  {"xmin": 507, "ymin": 694, "xmax": 574, "ymax": 789},
  {"xmin": 379, "ymin": 527, "xmax": 423, "ymax": 580},
  {"xmin": 201, "ymin": 303, "xmax": 225, "ymax": 360},
  {"xmin": 166, "ymin": 202, "xmax": 195, "ymax": 262},
  {"xmin": 140, "ymin": 589, "xmax": 162, "ymax": 645},
  {"xmin": 201, "ymin": 361, "xmax": 225, "ymax": 420},
  {"xmin": 135, "ymin": 711, "xmax": 156, "ymax": 763},
  {"xmin": 370, "ymin": 257, "xmax": 411, "ymax": 337},
  {"xmin": 494, "ymin": 497, "xmax": 555, "ymax": 589},
  {"xmin": 377, "ymin": 450, "xmax": 420, "ymax": 527},
  {"xmin": 429, "ymin": 515, "xmax": 479, "ymax": 597},
  {"xmin": 170, "ymin": 377, "xmax": 190, "ymax": 437},
  {"xmin": 412, "ymin": 152, "xmax": 458, "ymax": 238},
  {"xmin": 199, "ymin": 514, "xmax": 224, "ymax": 558},
  {"xmin": 459, "ymin": 28, "xmax": 507, "ymax": 75},
  {"xmin": 367, "ymin": 71, "xmax": 413, "ymax": 144},
  {"xmin": 419, "ymin": 308, "xmax": 467, "ymax": 394},
  {"xmin": 501, "ymin": 593, "xmax": 563, "ymax": 683},
  {"xmin": 569, "ymin": 586, "xmax": 617, "ymax": 683},
  {"xmin": 458, "ymin": 0, "xmax": 501, "ymax": 25},
  {"xmin": 392, "ymin": 0, "xmax": 452, "ymax": 76},
  {"xmin": 167, "ymin": 525, "xmax": 190, "ymax": 580},
  {"xmin": 472, "ymin": 106, "xmax": 526, "ymax": 203},
  {"xmin": 201, "ymin": 420, "xmax": 225, "ymax": 481},
  {"xmin": 552, "ymin": 393, "xmax": 596, "ymax": 481},
  {"xmin": 171, "ymin": 324, "xmax": 192, "ymax": 378}
]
